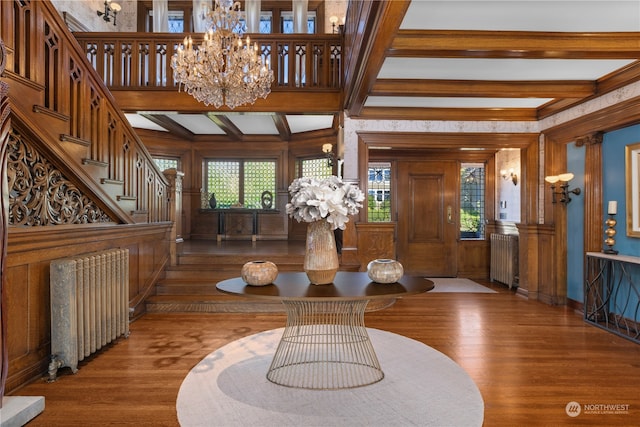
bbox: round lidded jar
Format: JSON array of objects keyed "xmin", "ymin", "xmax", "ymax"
[
  {"xmin": 367, "ymin": 259, "xmax": 404, "ymax": 284},
  {"xmin": 241, "ymin": 260, "xmax": 278, "ymax": 286}
]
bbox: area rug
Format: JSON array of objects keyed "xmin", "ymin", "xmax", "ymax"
[
  {"xmin": 177, "ymin": 328, "xmax": 484, "ymax": 426},
  {"xmin": 427, "ymin": 277, "xmax": 497, "ymax": 293}
]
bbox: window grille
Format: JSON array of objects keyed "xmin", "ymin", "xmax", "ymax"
[
  {"xmin": 367, "ymin": 162, "xmax": 392, "ymax": 222},
  {"xmin": 299, "ymin": 158, "xmax": 332, "ymax": 179},
  {"xmin": 244, "ymin": 161, "xmax": 276, "ymax": 208},
  {"xmin": 460, "ymin": 163, "xmax": 485, "ymax": 239},
  {"xmin": 205, "ymin": 160, "xmax": 275, "ymax": 209}
]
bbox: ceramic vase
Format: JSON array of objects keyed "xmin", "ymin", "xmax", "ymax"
[
  {"xmin": 367, "ymin": 259, "xmax": 404, "ymax": 284},
  {"xmin": 304, "ymin": 220, "xmax": 339, "ymax": 285},
  {"xmin": 241, "ymin": 260, "xmax": 278, "ymax": 286}
]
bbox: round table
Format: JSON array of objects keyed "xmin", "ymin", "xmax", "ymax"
[{"xmin": 216, "ymin": 272, "xmax": 433, "ymax": 390}]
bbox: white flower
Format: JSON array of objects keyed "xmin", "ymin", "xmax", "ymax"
[{"xmin": 286, "ymin": 176, "xmax": 365, "ymax": 230}]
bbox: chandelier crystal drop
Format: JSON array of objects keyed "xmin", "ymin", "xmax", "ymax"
[{"xmin": 170, "ymin": 0, "xmax": 274, "ymax": 109}]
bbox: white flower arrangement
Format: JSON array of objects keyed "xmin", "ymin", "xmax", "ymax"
[{"xmin": 286, "ymin": 176, "xmax": 365, "ymax": 230}]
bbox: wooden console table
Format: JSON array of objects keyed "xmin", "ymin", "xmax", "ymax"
[
  {"xmin": 584, "ymin": 252, "xmax": 640, "ymax": 344},
  {"xmin": 211, "ymin": 208, "xmax": 279, "ymax": 241}
]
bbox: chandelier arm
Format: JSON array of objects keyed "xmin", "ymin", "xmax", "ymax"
[{"xmin": 170, "ymin": 0, "xmax": 273, "ymax": 109}]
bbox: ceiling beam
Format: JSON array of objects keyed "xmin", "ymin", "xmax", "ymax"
[
  {"xmin": 388, "ymin": 30, "xmax": 640, "ymax": 59},
  {"xmin": 139, "ymin": 114, "xmax": 195, "ymax": 140},
  {"xmin": 357, "ymin": 106, "xmax": 538, "ymax": 121},
  {"xmin": 111, "ymin": 90, "xmax": 342, "ymax": 113},
  {"xmin": 208, "ymin": 114, "xmax": 244, "ymax": 140},
  {"xmin": 272, "ymin": 113, "xmax": 291, "ymax": 141},
  {"xmin": 371, "ymin": 79, "xmax": 595, "ymax": 98},
  {"xmin": 343, "ymin": 0, "xmax": 411, "ymax": 117}
]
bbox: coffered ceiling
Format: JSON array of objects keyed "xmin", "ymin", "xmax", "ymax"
[
  {"xmin": 348, "ymin": 0, "xmax": 640, "ymax": 121},
  {"xmin": 124, "ymin": 0, "xmax": 640, "ymax": 139}
]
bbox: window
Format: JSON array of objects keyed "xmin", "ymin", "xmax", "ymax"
[
  {"xmin": 368, "ymin": 162, "xmax": 392, "ymax": 222},
  {"xmin": 280, "ymin": 12, "xmax": 316, "ymax": 34},
  {"xmin": 167, "ymin": 11, "xmax": 185, "ymax": 33},
  {"xmin": 204, "ymin": 160, "xmax": 276, "ymax": 209},
  {"xmin": 297, "ymin": 158, "xmax": 333, "ymax": 179},
  {"xmin": 153, "ymin": 157, "xmax": 179, "ymax": 171},
  {"xmin": 239, "ymin": 12, "xmax": 273, "ymax": 33},
  {"xmin": 460, "ymin": 163, "xmax": 485, "ymax": 239}
]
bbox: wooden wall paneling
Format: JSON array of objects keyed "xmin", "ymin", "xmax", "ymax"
[
  {"xmin": 537, "ymin": 225, "xmax": 560, "ymax": 304},
  {"xmin": 191, "ymin": 210, "xmax": 219, "ymax": 240},
  {"xmin": 457, "ymin": 240, "xmax": 490, "ymax": 280},
  {"xmin": 259, "ymin": 212, "xmax": 287, "ymax": 239},
  {"xmin": 4, "ymin": 223, "xmax": 170, "ymax": 393},
  {"xmin": 355, "ymin": 223, "xmax": 396, "ymax": 271},
  {"xmin": 520, "ymin": 136, "xmax": 540, "ymax": 225},
  {"xmin": 515, "ymin": 224, "xmax": 541, "ymax": 298}
]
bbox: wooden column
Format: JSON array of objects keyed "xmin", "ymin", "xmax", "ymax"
[
  {"xmin": 577, "ymin": 133, "xmax": 604, "ymax": 253},
  {"xmin": 540, "ymin": 134, "xmax": 568, "ymax": 305},
  {"xmin": 514, "ymin": 135, "xmax": 541, "ymax": 297},
  {"xmin": 163, "ymin": 168, "xmax": 184, "ymax": 266}
]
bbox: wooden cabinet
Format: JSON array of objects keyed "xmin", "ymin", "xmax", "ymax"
[{"xmin": 192, "ymin": 209, "xmax": 287, "ymax": 240}]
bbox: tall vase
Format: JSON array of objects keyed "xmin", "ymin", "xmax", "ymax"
[{"xmin": 304, "ymin": 220, "xmax": 339, "ymax": 285}]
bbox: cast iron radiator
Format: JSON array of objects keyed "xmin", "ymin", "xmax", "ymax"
[
  {"xmin": 48, "ymin": 248, "xmax": 130, "ymax": 381},
  {"xmin": 490, "ymin": 233, "xmax": 519, "ymax": 289}
]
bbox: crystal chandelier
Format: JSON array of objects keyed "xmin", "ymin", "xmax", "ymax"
[{"xmin": 170, "ymin": 0, "xmax": 274, "ymax": 109}]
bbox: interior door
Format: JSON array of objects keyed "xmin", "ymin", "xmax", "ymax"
[{"xmin": 396, "ymin": 161, "xmax": 459, "ymax": 276}]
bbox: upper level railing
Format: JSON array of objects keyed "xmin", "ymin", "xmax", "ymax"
[{"xmin": 72, "ymin": 33, "xmax": 343, "ymax": 92}]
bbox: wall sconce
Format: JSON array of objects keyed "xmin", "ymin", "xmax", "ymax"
[
  {"xmin": 329, "ymin": 15, "xmax": 345, "ymax": 34},
  {"xmin": 97, "ymin": 0, "xmax": 121, "ymax": 26},
  {"xmin": 500, "ymin": 168, "xmax": 518, "ymax": 186},
  {"xmin": 544, "ymin": 172, "xmax": 581, "ymax": 204},
  {"xmin": 329, "ymin": 15, "xmax": 339, "ymax": 33},
  {"xmin": 322, "ymin": 143, "xmax": 336, "ymax": 167}
]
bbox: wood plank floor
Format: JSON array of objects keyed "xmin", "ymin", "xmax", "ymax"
[{"xmin": 10, "ymin": 283, "xmax": 640, "ymax": 426}]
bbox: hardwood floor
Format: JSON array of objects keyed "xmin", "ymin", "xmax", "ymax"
[{"xmin": 10, "ymin": 283, "xmax": 640, "ymax": 426}]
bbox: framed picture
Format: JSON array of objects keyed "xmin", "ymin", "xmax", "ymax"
[{"xmin": 625, "ymin": 142, "xmax": 640, "ymax": 237}]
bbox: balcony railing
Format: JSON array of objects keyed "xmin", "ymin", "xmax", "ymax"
[{"xmin": 72, "ymin": 33, "xmax": 343, "ymax": 92}]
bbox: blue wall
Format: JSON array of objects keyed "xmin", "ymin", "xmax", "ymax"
[
  {"xmin": 566, "ymin": 144, "xmax": 585, "ymax": 301},
  {"xmin": 565, "ymin": 124, "xmax": 640, "ymax": 305},
  {"xmin": 603, "ymin": 125, "xmax": 640, "ymax": 256}
]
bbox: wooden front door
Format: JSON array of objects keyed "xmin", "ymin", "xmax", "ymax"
[{"xmin": 396, "ymin": 161, "xmax": 459, "ymax": 276}]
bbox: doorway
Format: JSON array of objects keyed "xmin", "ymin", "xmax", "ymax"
[{"xmin": 396, "ymin": 160, "xmax": 459, "ymax": 276}]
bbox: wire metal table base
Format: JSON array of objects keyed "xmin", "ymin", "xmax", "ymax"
[{"xmin": 267, "ymin": 299, "xmax": 384, "ymax": 389}]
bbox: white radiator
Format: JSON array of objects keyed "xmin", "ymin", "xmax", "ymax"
[
  {"xmin": 490, "ymin": 234, "xmax": 519, "ymax": 289},
  {"xmin": 49, "ymin": 248, "xmax": 130, "ymax": 381}
]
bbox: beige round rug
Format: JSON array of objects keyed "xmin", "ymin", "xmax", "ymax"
[{"xmin": 177, "ymin": 328, "xmax": 484, "ymax": 426}]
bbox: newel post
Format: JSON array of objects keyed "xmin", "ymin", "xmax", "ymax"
[{"xmin": 163, "ymin": 168, "xmax": 184, "ymax": 266}]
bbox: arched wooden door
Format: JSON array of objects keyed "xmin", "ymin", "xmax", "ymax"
[{"xmin": 396, "ymin": 160, "xmax": 459, "ymax": 276}]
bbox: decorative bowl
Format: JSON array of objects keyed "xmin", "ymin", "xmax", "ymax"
[
  {"xmin": 367, "ymin": 259, "xmax": 404, "ymax": 284},
  {"xmin": 241, "ymin": 260, "xmax": 278, "ymax": 286}
]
